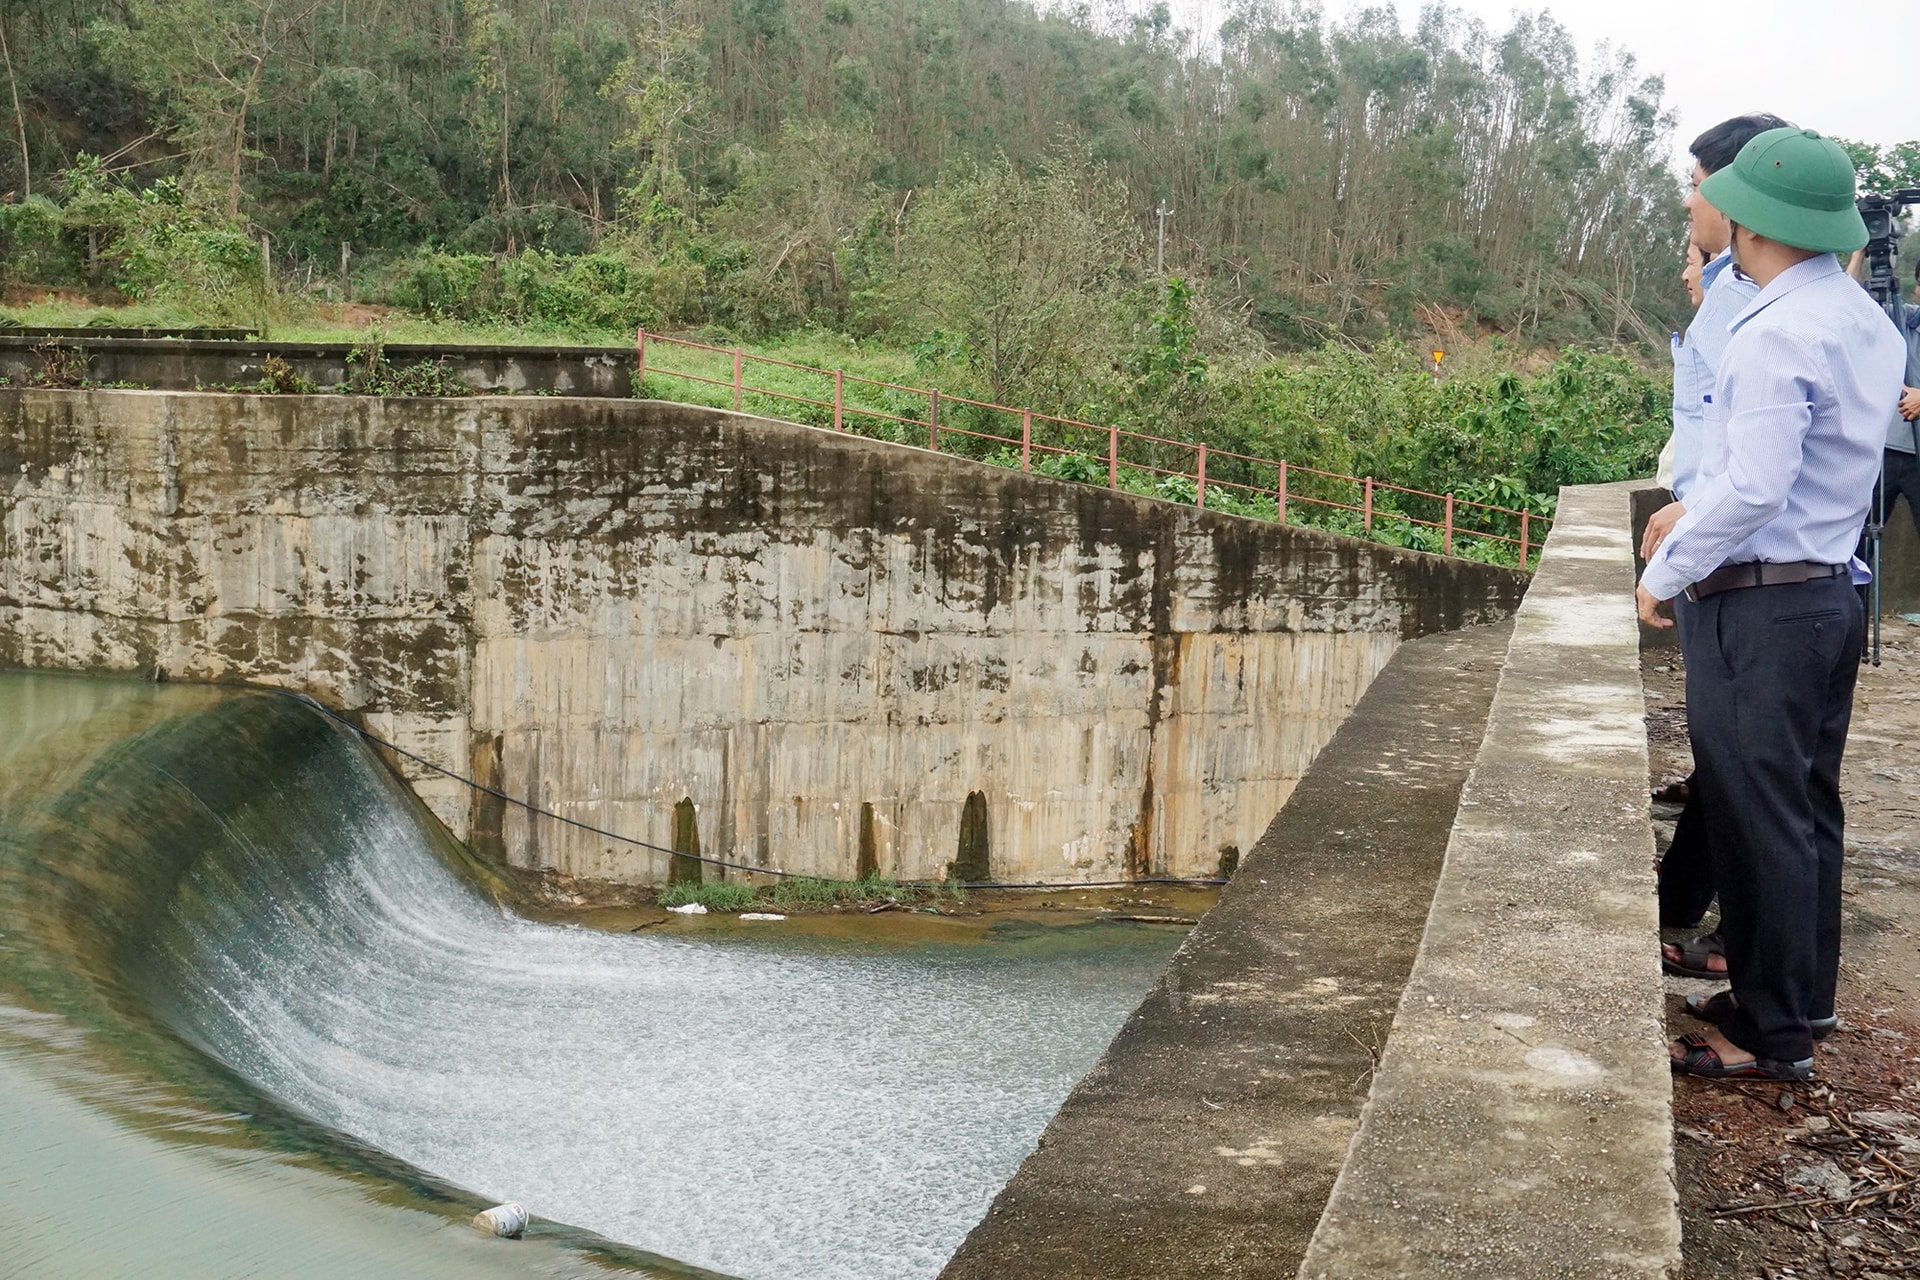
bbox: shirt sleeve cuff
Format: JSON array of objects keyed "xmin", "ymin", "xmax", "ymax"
[{"xmin": 1640, "ymin": 562, "xmax": 1688, "ymax": 603}]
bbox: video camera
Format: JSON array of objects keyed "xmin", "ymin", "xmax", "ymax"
[
  {"xmin": 1858, "ymin": 188, "xmax": 1920, "ymax": 310},
  {"xmin": 1857, "ymin": 186, "xmax": 1920, "ymax": 667}
]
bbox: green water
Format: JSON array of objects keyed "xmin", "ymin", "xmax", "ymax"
[
  {"xmin": 0, "ymin": 672, "xmax": 693, "ymax": 1277},
  {"xmin": 0, "ymin": 672, "xmax": 1186, "ymax": 1280}
]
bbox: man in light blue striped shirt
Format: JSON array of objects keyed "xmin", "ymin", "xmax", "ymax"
[
  {"xmin": 1665, "ymin": 249, "xmax": 1756, "ymax": 501},
  {"xmin": 1639, "ymin": 128, "xmax": 1907, "ymax": 1082},
  {"xmin": 1649, "ymin": 114, "xmax": 1786, "ymax": 940},
  {"xmin": 1662, "ymin": 116, "xmax": 1781, "ymax": 504}
]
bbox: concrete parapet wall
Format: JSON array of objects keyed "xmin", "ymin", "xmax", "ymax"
[
  {"xmin": 1297, "ymin": 481, "xmax": 1679, "ymax": 1278},
  {"xmin": 939, "ymin": 620, "xmax": 1514, "ymax": 1280},
  {"xmin": 0, "ymin": 388, "xmax": 1525, "ymax": 883},
  {"xmin": 0, "ymin": 335, "xmax": 636, "ymax": 398}
]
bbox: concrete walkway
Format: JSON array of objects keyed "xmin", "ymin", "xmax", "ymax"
[
  {"xmin": 1298, "ymin": 482, "xmax": 1679, "ymax": 1278},
  {"xmin": 939, "ymin": 618, "xmax": 1514, "ymax": 1280}
]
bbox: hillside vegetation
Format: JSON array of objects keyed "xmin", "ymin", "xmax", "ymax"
[
  {"xmin": 0, "ymin": 0, "xmax": 1902, "ymax": 560},
  {"xmin": 0, "ymin": 0, "xmax": 1693, "ymax": 339}
]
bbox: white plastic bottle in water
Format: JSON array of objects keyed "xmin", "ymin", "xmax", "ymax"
[{"xmin": 472, "ymin": 1202, "xmax": 529, "ymax": 1238}]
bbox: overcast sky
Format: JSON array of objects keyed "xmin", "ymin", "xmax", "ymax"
[{"xmin": 1165, "ymin": 0, "xmax": 1919, "ymax": 179}]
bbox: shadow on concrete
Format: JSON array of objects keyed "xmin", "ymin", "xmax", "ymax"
[
  {"xmin": 945, "ymin": 482, "xmax": 1685, "ymax": 1280},
  {"xmin": 939, "ymin": 620, "xmax": 1513, "ymax": 1279}
]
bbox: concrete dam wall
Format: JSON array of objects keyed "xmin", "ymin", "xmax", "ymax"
[{"xmin": 0, "ymin": 388, "xmax": 1526, "ymax": 883}]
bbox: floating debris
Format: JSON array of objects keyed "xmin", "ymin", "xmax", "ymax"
[
  {"xmin": 472, "ymin": 1202, "xmax": 528, "ymax": 1238},
  {"xmin": 667, "ymin": 903, "xmax": 707, "ymax": 915}
]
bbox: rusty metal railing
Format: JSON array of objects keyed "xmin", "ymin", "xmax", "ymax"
[{"xmin": 635, "ymin": 329, "xmax": 1546, "ymax": 566}]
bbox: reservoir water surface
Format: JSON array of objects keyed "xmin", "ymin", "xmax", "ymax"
[{"xmin": 0, "ymin": 671, "xmax": 1186, "ymax": 1279}]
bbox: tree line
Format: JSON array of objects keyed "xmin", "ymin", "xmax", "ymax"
[{"xmin": 0, "ymin": 0, "xmax": 1700, "ymax": 350}]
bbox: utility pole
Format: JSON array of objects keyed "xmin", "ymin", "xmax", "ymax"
[{"xmin": 1155, "ymin": 201, "xmax": 1171, "ymax": 277}]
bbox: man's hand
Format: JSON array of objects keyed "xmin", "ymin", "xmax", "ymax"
[
  {"xmin": 1637, "ymin": 583, "xmax": 1675, "ymax": 630},
  {"xmin": 1640, "ymin": 500, "xmax": 1686, "ymax": 561},
  {"xmin": 1900, "ymin": 386, "xmax": 1920, "ymax": 422}
]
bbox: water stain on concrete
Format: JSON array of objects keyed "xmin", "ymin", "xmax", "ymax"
[{"xmin": 0, "ymin": 389, "xmax": 1527, "ymax": 885}]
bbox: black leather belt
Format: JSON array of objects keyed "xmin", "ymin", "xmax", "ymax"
[{"xmin": 1685, "ymin": 560, "xmax": 1848, "ymax": 602}]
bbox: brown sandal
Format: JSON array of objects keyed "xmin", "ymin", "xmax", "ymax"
[
  {"xmin": 1670, "ymin": 1032, "xmax": 1812, "ymax": 1081},
  {"xmin": 1661, "ymin": 932, "xmax": 1726, "ymax": 980}
]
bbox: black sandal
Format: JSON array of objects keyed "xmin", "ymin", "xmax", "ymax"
[
  {"xmin": 1661, "ymin": 932, "xmax": 1726, "ymax": 980},
  {"xmin": 1669, "ymin": 1032, "xmax": 1813, "ymax": 1081},
  {"xmin": 1683, "ymin": 990, "xmax": 1838, "ymax": 1040},
  {"xmin": 1651, "ymin": 779, "xmax": 1693, "ymax": 805}
]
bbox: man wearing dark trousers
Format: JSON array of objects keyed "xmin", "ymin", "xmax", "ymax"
[
  {"xmin": 1645, "ymin": 112, "xmax": 1789, "ymax": 941},
  {"xmin": 1638, "ymin": 128, "xmax": 1907, "ymax": 1080}
]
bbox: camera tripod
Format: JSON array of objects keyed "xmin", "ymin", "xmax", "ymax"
[
  {"xmin": 1867, "ymin": 476, "xmax": 1885, "ymax": 667},
  {"xmin": 1859, "ymin": 187, "xmax": 1920, "ymax": 667}
]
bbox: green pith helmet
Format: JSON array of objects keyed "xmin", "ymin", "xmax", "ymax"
[{"xmin": 1698, "ymin": 127, "xmax": 1868, "ymax": 254}]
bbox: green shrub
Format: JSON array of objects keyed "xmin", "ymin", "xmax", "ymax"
[
  {"xmin": 384, "ymin": 249, "xmax": 492, "ymax": 319},
  {"xmin": 28, "ymin": 165, "xmax": 272, "ymax": 322},
  {"xmin": 498, "ymin": 250, "xmax": 655, "ymax": 334},
  {"xmin": 377, "ymin": 247, "xmax": 658, "ymax": 337},
  {"xmin": 256, "ymin": 355, "xmax": 317, "ymax": 395},
  {"xmin": 343, "ymin": 327, "xmax": 471, "ymax": 396},
  {"xmin": 0, "ymin": 197, "xmax": 77, "ymax": 285},
  {"xmin": 652, "ymin": 872, "xmax": 928, "ymax": 911},
  {"xmin": 770, "ymin": 876, "xmax": 842, "ymax": 908},
  {"xmin": 766, "ymin": 873, "xmax": 923, "ymax": 907},
  {"xmin": 457, "ymin": 204, "xmax": 593, "ymax": 257},
  {"xmin": 45, "ymin": 166, "xmax": 271, "ymax": 323},
  {"xmin": 1033, "ymin": 451, "xmax": 1107, "ymax": 485}
]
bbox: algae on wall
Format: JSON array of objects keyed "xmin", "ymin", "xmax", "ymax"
[{"xmin": 0, "ymin": 388, "xmax": 1526, "ymax": 883}]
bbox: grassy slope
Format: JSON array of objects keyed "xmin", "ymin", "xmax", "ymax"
[{"xmin": 4, "ymin": 297, "xmax": 1649, "ymax": 567}]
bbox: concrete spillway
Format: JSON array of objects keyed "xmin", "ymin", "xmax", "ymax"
[
  {"xmin": 0, "ymin": 672, "xmax": 1183, "ymax": 1279},
  {"xmin": 7, "ymin": 387, "xmax": 1677, "ymax": 1279},
  {"xmin": 0, "ymin": 388, "xmax": 1527, "ymax": 887}
]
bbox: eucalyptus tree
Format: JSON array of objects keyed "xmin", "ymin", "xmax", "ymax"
[
  {"xmin": 0, "ymin": 0, "xmax": 1697, "ymax": 344},
  {"xmin": 94, "ymin": 0, "xmax": 325, "ymax": 215},
  {"xmin": 884, "ymin": 148, "xmax": 1142, "ymax": 406}
]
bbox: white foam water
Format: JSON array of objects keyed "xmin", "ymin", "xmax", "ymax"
[{"xmin": 148, "ymin": 716, "xmax": 1177, "ymax": 1280}]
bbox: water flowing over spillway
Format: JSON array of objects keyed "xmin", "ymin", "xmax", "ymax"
[{"xmin": 0, "ymin": 672, "xmax": 1183, "ymax": 1280}]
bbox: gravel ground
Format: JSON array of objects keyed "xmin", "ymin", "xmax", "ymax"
[{"xmin": 1647, "ymin": 613, "xmax": 1920, "ymax": 1279}]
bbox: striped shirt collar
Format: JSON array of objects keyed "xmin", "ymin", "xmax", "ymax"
[
  {"xmin": 1730, "ymin": 253, "xmax": 1844, "ymax": 332},
  {"xmin": 1702, "ymin": 248, "xmax": 1734, "ymax": 288},
  {"xmin": 1701, "ymin": 247, "xmax": 1756, "ymax": 290}
]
